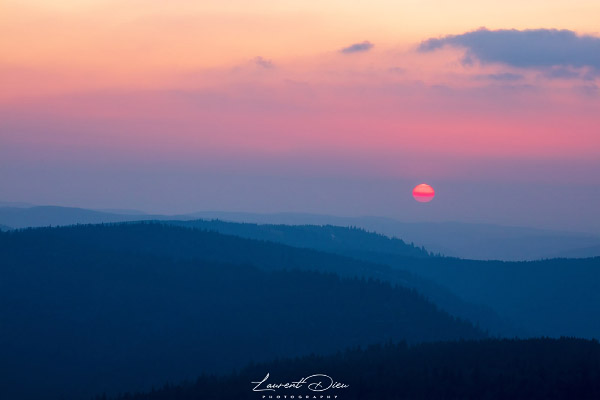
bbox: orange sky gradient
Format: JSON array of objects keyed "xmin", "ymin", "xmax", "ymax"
[
  {"xmin": 1, "ymin": 0, "xmax": 599, "ymax": 229},
  {"xmin": 2, "ymin": 0, "xmax": 599, "ymax": 160}
]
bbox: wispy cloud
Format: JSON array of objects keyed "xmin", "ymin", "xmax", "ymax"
[
  {"xmin": 254, "ymin": 56, "xmax": 275, "ymax": 69},
  {"xmin": 542, "ymin": 67, "xmax": 597, "ymax": 80},
  {"xmin": 419, "ymin": 28, "xmax": 600, "ymax": 73},
  {"xmin": 340, "ymin": 41, "xmax": 374, "ymax": 54},
  {"xmin": 475, "ymin": 72, "xmax": 524, "ymax": 82}
]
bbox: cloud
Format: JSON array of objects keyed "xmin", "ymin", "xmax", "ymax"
[
  {"xmin": 340, "ymin": 41, "xmax": 374, "ymax": 54},
  {"xmin": 542, "ymin": 67, "xmax": 597, "ymax": 80},
  {"xmin": 388, "ymin": 67, "xmax": 406, "ymax": 74},
  {"xmin": 476, "ymin": 72, "xmax": 524, "ymax": 81},
  {"xmin": 544, "ymin": 67, "xmax": 582, "ymax": 80},
  {"xmin": 418, "ymin": 28, "xmax": 600, "ymax": 72},
  {"xmin": 576, "ymin": 84, "xmax": 599, "ymax": 97},
  {"xmin": 254, "ymin": 56, "xmax": 274, "ymax": 69}
]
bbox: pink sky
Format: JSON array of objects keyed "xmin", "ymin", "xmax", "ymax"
[{"xmin": 1, "ymin": 1, "xmax": 599, "ymax": 231}]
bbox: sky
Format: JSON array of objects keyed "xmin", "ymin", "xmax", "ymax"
[{"xmin": 1, "ymin": 0, "xmax": 599, "ymax": 233}]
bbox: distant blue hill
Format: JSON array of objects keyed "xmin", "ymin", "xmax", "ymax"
[
  {"xmin": 165, "ymin": 219, "xmax": 514, "ymax": 335},
  {"xmin": 551, "ymin": 244, "xmax": 600, "ymax": 259},
  {"xmin": 1, "ymin": 205, "xmax": 599, "ymax": 261},
  {"xmin": 94, "ymin": 208, "xmax": 148, "ymax": 215},
  {"xmin": 0, "ymin": 223, "xmax": 485, "ymax": 400},
  {"xmin": 172, "ymin": 219, "xmax": 431, "ymax": 258},
  {"xmin": 185, "ymin": 211, "xmax": 600, "ymax": 261},
  {"xmin": 0, "ymin": 206, "xmax": 159, "ymax": 228},
  {"xmin": 0, "ymin": 201, "xmax": 34, "ymax": 208},
  {"xmin": 167, "ymin": 218, "xmax": 600, "ymax": 339},
  {"xmin": 2, "ymin": 205, "xmax": 599, "ymax": 339}
]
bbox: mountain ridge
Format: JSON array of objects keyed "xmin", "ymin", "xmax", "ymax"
[
  {"xmin": 0, "ymin": 224, "xmax": 484, "ymax": 400},
  {"xmin": 109, "ymin": 337, "xmax": 600, "ymax": 400},
  {"xmin": 1, "ymin": 205, "xmax": 598, "ymax": 260}
]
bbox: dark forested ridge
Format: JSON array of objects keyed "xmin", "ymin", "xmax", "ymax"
[
  {"xmin": 0, "ymin": 224, "xmax": 483, "ymax": 400},
  {"xmin": 172, "ymin": 212, "xmax": 600, "ymax": 260},
  {"xmin": 3, "ymin": 205, "xmax": 598, "ymax": 261},
  {"xmin": 2, "ymin": 223, "xmax": 599, "ymax": 399},
  {"xmin": 372, "ymin": 254, "xmax": 600, "ymax": 338},
  {"xmin": 110, "ymin": 338, "xmax": 600, "ymax": 400},
  {"xmin": 1, "ymin": 222, "xmax": 508, "ymax": 334},
  {"xmin": 0, "ymin": 223, "xmax": 10, "ymax": 231},
  {"xmin": 171, "ymin": 219, "xmax": 431, "ymax": 258},
  {"xmin": 168, "ymin": 219, "xmax": 600, "ymax": 338}
]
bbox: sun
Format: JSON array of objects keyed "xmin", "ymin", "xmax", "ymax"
[{"xmin": 413, "ymin": 184, "xmax": 435, "ymax": 203}]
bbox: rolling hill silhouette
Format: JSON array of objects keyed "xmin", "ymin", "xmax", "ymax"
[
  {"xmin": 26, "ymin": 220, "xmax": 515, "ymax": 335},
  {"xmin": 0, "ymin": 223, "xmax": 483, "ymax": 400},
  {"xmin": 110, "ymin": 338, "xmax": 600, "ymax": 400},
  {"xmin": 171, "ymin": 219, "xmax": 431, "ymax": 258},
  {"xmin": 1, "ymin": 205, "xmax": 599, "ymax": 260},
  {"xmin": 168, "ymin": 219, "xmax": 600, "ymax": 338}
]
